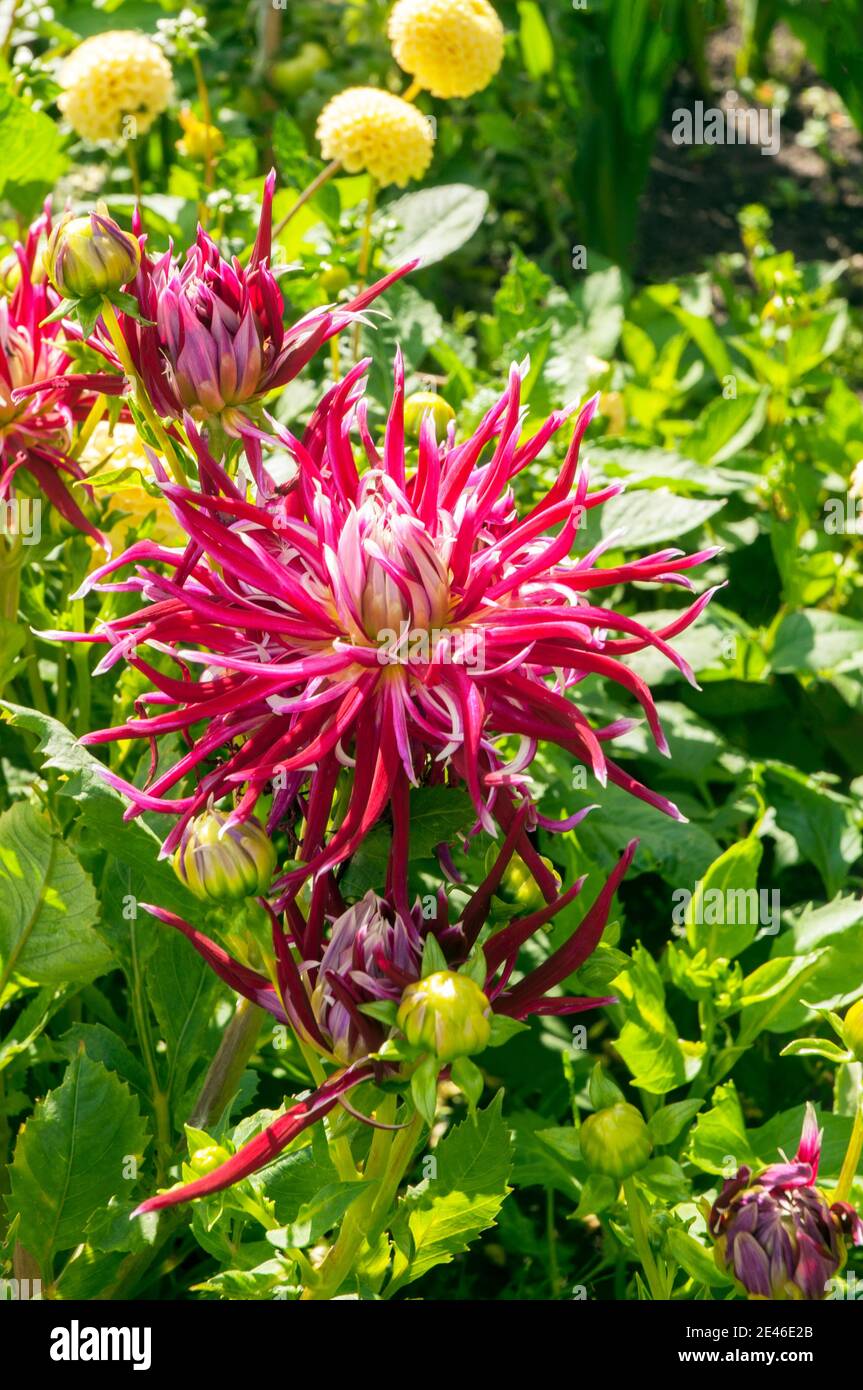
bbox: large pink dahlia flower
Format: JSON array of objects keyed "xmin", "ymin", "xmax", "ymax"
[{"xmin": 67, "ymin": 354, "xmax": 717, "ymax": 898}]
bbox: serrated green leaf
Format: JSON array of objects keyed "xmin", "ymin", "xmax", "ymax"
[
  {"xmin": 387, "ymin": 1092, "xmax": 512, "ymax": 1292},
  {"xmin": 6, "ymin": 1052, "xmax": 149, "ymax": 1275},
  {"xmin": 0, "ymin": 801, "xmax": 111, "ymax": 997}
]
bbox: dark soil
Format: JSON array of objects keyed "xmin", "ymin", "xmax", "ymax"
[{"xmin": 634, "ymin": 21, "xmax": 863, "ymax": 289}]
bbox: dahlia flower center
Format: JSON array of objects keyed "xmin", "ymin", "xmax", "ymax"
[{"xmin": 354, "ymin": 504, "xmax": 452, "ymax": 647}]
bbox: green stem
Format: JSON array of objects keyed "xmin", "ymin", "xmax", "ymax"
[
  {"xmin": 833, "ymin": 1101, "xmax": 863, "ymax": 1206},
  {"xmin": 190, "ymin": 49, "xmax": 215, "ymax": 215},
  {"xmin": 99, "ymin": 299, "xmax": 186, "ymax": 485},
  {"xmin": 352, "ymin": 178, "xmax": 378, "ymax": 362},
  {"xmin": 272, "ymin": 160, "xmax": 341, "ymax": 239},
  {"xmin": 188, "ymin": 997, "xmax": 263, "ymax": 1131},
  {"xmin": 304, "ymin": 1099, "xmax": 423, "ymax": 1300},
  {"xmin": 0, "ymin": 532, "xmax": 23, "ymax": 625},
  {"xmin": 622, "ymin": 1176, "xmax": 666, "ymax": 1300}
]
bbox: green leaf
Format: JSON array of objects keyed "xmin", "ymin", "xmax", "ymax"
[
  {"xmin": 770, "ymin": 610, "xmax": 863, "ymax": 678},
  {"xmin": 0, "ymin": 802, "xmax": 111, "ymax": 998},
  {"xmin": 647, "ymin": 1099, "xmax": 704, "ymax": 1146},
  {"xmin": 764, "ymin": 764, "xmax": 861, "ymax": 898},
  {"xmin": 6, "ymin": 1051, "xmax": 149, "ymax": 1275},
  {"xmin": 779, "ymin": 1037, "xmax": 850, "ymax": 1063},
  {"xmin": 410, "ymin": 1057, "xmax": 440, "ymax": 1128},
  {"xmin": 450, "ymin": 1056, "xmax": 484, "ymax": 1111},
  {"xmin": 384, "ymin": 185, "xmax": 489, "ymax": 268},
  {"xmin": 613, "ymin": 945, "xmax": 692, "ymax": 1094},
  {"xmin": 388, "ymin": 1092, "xmax": 513, "ymax": 1293},
  {"xmin": 518, "ymin": 1, "xmax": 554, "ymax": 78},
  {"xmin": 269, "ymin": 1182, "xmax": 366, "ymax": 1250},
  {"xmin": 578, "ymin": 489, "xmax": 725, "ymax": 549},
  {"xmin": 486, "ymin": 1014, "xmax": 530, "ymax": 1048},
  {"xmin": 421, "ymin": 933, "xmax": 448, "ymax": 977},
  {"xmin": 685, "ymin": 390, "xmax": 768, "ymax": 465},
  {"xmin": 0, "ymin": 704, "xmax": 204, "ymax": 920},
  {"xmin": 684, "ymin": 836, "xmax": 765, "ymax": 960},
  {"xmin": 665, "ymin": 1227, "xmax": 732, "ymax": 1289},
  {"xmin": 146, "ymin": 927, "xmax": 225, "ymax": 1120},
  {"xmin": 686, "ymin": 1083, "xmax": 756, "ymax": 1176},
  {"xmin": 0, "ymin": 88, "xmax": 67, "ymax": 216}
]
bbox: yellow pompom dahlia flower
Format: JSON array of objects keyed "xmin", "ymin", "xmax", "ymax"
[
  {"xmin": 316, "ymin": 87, "xmax": 434, "ymax": 187},
  {"xmin": 58, "ymin": 30, "xmax": 174, "ymax": 143},
  {"xmin": 388, "ymin": 0, "xmax": 504, "ymax": 99}
]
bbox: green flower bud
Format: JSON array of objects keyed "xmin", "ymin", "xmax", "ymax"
[
  {"xmin": 486, "ymin": 847, "xmax": 557, "ymax": 916},
  {"xmin": 397, "ymin": 970, "xmax": 491, "ymax": 1062},
  {"xmin": 843, "ymin": 999, "xmax": 863, "ymax": 1064},
  {"xmin": 173, "ymin": 808, "xmax": 276, "ymax": 903},
  {"xmin": 189, "ymin": 1144, "xmax": 230, "ymax": 1176},
  {"xmin": 46, "ymin": 207, "xmax": 141, "ymax": 300},
  {"xmin": 404, "ymin": 391, "xmax": 455, "ymax": 441},
  {"xmin": 579, "ymin": 1103, "xmax": 653, "ymax": 1179}
]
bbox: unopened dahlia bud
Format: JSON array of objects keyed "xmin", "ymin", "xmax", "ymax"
[
  {"xmin": 173, "ymin": 809, "xmax": 276, "ymax": 902},
  {"xmin": 189, "ymin": 1144, "xmax": 231, "ymax": 1176},
  {"xmin": 58, "ymin": 30, "xmax": 174, "ymax": 143},
  {"xmin": 487, "ymin": 847, "xmax": 556, "ymax": 916},
  {"xmin": 46, "ymin": 210, "xmax": 140, "ymax": 300},
  {"xmin": 579, "ymin": 1103, "xmax": 652, "ymax": 1180},
  {"xmin": 388, "ymin": 0, "xmax": 505, "ymax": 100},
  {"xmin": 842, "ymin": 999, "xmax": 863, "ymax": 1064},
  {"xmin": 709, "ymin": 1104, "xmax": 863, "ymax": 1300},
  {"xmin": 404, "ymin": 391, "xmax": 455, "ymax": 440},
  {"xmin": 397, "ymin": 971, "xmax": 491, "ymax": 1062},
  {"xmin": 316, "ymin": 87, "xmax": 434, "ymax": 187}
]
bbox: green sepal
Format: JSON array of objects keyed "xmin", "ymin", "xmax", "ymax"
[
  {"xmin": 410, "ymin": 1056, "xmax": 440, "ymax": 1127},
  {"xmin": 450, "ymin": 1055, "xmax": 484, "ymax": 1112},
  {"xmin": 420, "ymin": 934, "xmax": 448, "ymax": 978},
  {"xmin": 358, "ymin": 999, "xmax": 399, "ymax": 1027}
]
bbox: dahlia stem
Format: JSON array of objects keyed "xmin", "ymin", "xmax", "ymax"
[
  {"xmin": 833, "ymin": 1100, "xmax": 863, "ymax": 1206},
  {"xmin": 303, "ymin": 1098, "xmax": 423, "ymax": 1300},
  {"xmin": 622, "ymin": 1176, "xmax": 667, "ymax": 1300},
  {"xmin": 188, "ymin": 996, "xmax": 263, "ymax": 1130},
  {"xmin": 124, "ymin": 138, "xmax": 144, "ymax": 228},
  {"xmin": 272, "ymin": 160, "xmax": 341, "ymax": 238},
  {"xmin": 190, "ymin": 49, "xmax": 215, "ymax": 217},
  {"xmin": 68, "ymin": 394, "xmax": 107, "ymax": 462},
  {"xmin": 402, "ymin": 80, "xmax": 422, "ymax": 102},
  {"xmin": 297, "ymin": 1038, "xmax": 357, "ymax": 1182},
  {"xmin": 0, "ymin": 531, "xmax": 23, "ymax": 627},
  {"xmin": 352, "ymin": 177, "xmax": 378, "ymax": 361},
  {"xmin": 99, "ymin": 299, "xmax": 186, "ymax": 487}
]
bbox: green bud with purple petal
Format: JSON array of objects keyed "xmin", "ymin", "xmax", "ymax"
[
  {"xmin": 173, "ymin": 808, "xmax": 276, "ymax": 902},
  {"xmin": 46, "ymin": 207, "xmax": 140, "ymax": 300}
]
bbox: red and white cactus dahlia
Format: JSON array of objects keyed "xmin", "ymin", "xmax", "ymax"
[{"xmin": 69, "ymin": 353, "xmax": 717, "ymax": 902}]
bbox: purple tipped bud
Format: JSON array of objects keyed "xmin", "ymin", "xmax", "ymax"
[
  {"xmin": 397, "ymin": 971, "xmax": 491, "ymax": 1062},
  {"xmin": 709, "ymin": 1105, "xmax": 863, "ymax": 1300},
  {"xmin": 46, "ymin": 208, "xmax": 140, "ymax": 299},
  {"xmin": 173, "ymin": 809, "xmax": 276, "ymax": 902}
]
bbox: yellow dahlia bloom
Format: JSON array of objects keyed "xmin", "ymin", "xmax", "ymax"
[
  {"xmin": 316, "ymin": 87, "xmax": 434, "ymax": 187},
  {"xmin": 388, "ymin": 0, "xmax": 504, "ymax": 99},
  {"xmin": 58, "ymin": 30, "xmax": 174, "ymax": 143}
]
